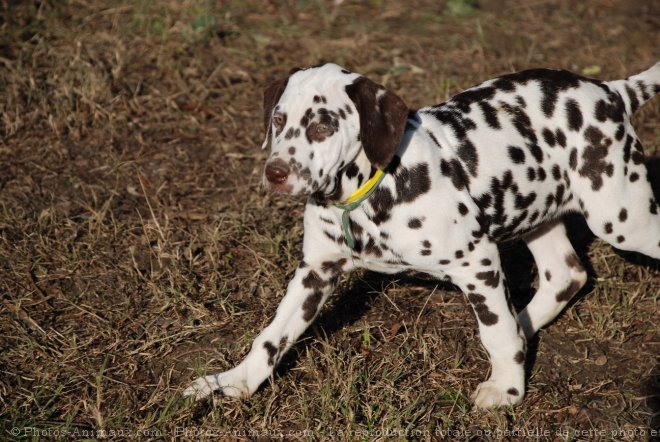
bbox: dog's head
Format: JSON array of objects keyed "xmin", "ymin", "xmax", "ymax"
[{"xmin": 261, "ymin": 63, "xmax": 408, "ymax": 197}]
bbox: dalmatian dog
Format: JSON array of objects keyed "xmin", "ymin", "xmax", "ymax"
[{"xmin": 185, "ymin": 62, "xmax": 660, "ymax": 408}]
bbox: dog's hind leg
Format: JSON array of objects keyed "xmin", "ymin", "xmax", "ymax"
[
  {"xmin": 575, "ymin": 133, "xmax": 660, "ymax": 260},
  {"xmin": 517, "ymin": 220, "xmax": 588, "ymax": 339}
]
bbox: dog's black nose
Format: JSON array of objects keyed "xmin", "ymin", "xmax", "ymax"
[{"xmin": 265, "ymin": 159, "xmax": 290, "ymax": 184}]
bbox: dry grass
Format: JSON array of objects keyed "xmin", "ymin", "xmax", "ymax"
[{"xmin": 1, "ymin": 0, "xmax": 659, "ymax": 440}]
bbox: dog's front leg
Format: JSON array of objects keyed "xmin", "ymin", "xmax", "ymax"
[
  {"xmin": 184, "ymin": 258, "xmax": 350, "ymax": 400},
  {"xmin": 443, "ymin": 244, "xmax": 527, "ymax": 409}
]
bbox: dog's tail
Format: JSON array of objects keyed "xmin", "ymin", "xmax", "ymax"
[{"xmin": 608, "ymin": 62, "xmax": 660, "ymax": 115}]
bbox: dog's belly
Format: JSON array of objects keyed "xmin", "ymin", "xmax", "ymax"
[{"xmin": 470, "ymin": 169, "xmax": 578, "ymax": 241}]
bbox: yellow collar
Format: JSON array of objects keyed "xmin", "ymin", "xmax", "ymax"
[
  {"xmin": 334, "ymin": 168, "xmax": 387, "ymax": 250},
  {"xmin": 337, "ymin": 169, "xmax": 385, "ymax": 206}
]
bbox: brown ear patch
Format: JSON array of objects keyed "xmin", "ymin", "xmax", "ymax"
[
  {"xmin": 263, "ymin": 67, "xmax": 302, "ymax": 135},
  {"xmin": 345, "ymin": 77, "xmax": 409, "ymax": 169}
]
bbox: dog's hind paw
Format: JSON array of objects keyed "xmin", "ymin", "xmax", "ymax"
[{"xmin": 183, "ymin": 370, "xmax": 249, "ymax": 401}]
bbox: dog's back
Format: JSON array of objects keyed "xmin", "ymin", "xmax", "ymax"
[{"xmin": 418, "ymin": 64, "xmax": 660, "ymax": 249}]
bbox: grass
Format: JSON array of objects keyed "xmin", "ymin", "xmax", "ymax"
[{"xmin": 1, "ymin": 0, "xmax": 659, "ymax": 440}]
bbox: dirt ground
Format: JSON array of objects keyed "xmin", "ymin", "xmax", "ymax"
[{"xmin": 1, "ymin": 0, "xmax": 659, "ymax": 440}]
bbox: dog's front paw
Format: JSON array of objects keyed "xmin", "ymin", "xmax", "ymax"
[
  {"xmin": 183, "ymin": 368, "xmax": 250, "ymax": 401},
  {"xmin": 471, "ymin": 379, "xmax": 523, "ymax": 409}
]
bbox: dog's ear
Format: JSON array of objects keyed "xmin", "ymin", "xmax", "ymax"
[
  {"xmin": 262, "ymin": 67, "xmax": 301, "ymax": 148},
  {"xmin": 345, "ymin": 76, "xmax": 409, "ymax": 169}
]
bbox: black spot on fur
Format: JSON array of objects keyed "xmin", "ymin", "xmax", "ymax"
[
  {"xmin": 555, "ymin": 185, "xmax": 565, "ymax": 204},
  {"xmin": 440, "ymin": 158, "xmax": 470, "ymax": 190},
  {"xmin": 501, "ymin": 103, "xmax": 541, "ymax": 162},
  {"xmin": 345, "ymin": 162, "xmax": 359, "ymax": 179},
  {"xmin": 508, "ymin": 146, "xmax": 526, "ymax": 164},
  {"xmin": 499, "ymin": 69, "xmax": 584, "ymax": 118},
  {"xmin": 625, "ymin": 84, "xmax": 640, "ymax": 113},
  {"xmin": 427, "ymin": 130, "xmax": 442, "ymax": 147},
  {"xmin": 529, "ymin": 144, "xmax": 544, "ymax": 163},
  {"xmin": 467, "ymin": 292, "xmax": 486, "ymax": 304},
  {"xmin": 556, "ymin": 280, "xmax": 582, "ymax": 302},
  {"xmin": 300, "ymin": 108, "xmax": 314, "ymax": 127},
  {"xmin": 569, "ymin": 148, "xmax": 578, "ymax": 170},
  {"xmin": 529, "ymin": 211, "xmax": 539, "ymax": 224},
  {"xmin": 263, "ymin": 341, "xmax": 278, "ymax": 366},
  {"xmin": 364, "ymin": 236, "xmax": 382, "ymax": 257},
  {"xmin": 451, "ymin": 86, "xmax": 496, "ymax": 112},
  {"xmin": 476, "ymin": 270, "xmax": 500, "ymax": 288},
  {"xmin": 594, "ymin": 93, "xmax": 625, "ymax": 123},
  {"xmin": 514, "ymin": 351, "xmax": 525, "ymax": 364},
  {"xmin": 552, "ymin": 164, "xmax": 561, "ymax": 181},
  {"xmin": 395, "ymin": 163, "xmax": 431, "ymax": 203},
  {"xmin": 369, "ymin": 187, "xmax": 395, "ymax": 225},
  {"xmin": 302, "ymin": 270, "xmax": 326, "ymax": 290},
  {"xmin": 618, "ymin": 208, "xmax": 628, "ymax": 222},
  {"xmin": 471, "ymin": 298, "xmax": 499, "ymax": 326},
  {"xmin": 478, "ymin": 101, "xmax": 501, "ymax": 129},
  {"xmin": 426, "ymin": 107, "xmax": 476, "ymax": 141},
  {"xmin": 614, "ymin": 124, "xmax": 625, "ymax": 141},
  {"xmin": 458, "ymin": 202, "xmax": 469, "ymax": 216},
  {"xmin": 302, "ymin": 290, "xmax": 324, "ymax": 321},
  {"xmin": 507, "ymin": 388, "xmax": 519, "ymax": 396},
  {"xmin": 555, "ymin": 128, "xmax": 566, "ymax": 147},
  {"xmin": 537, "ymin": 167, "xmax": 546, "ymax": 181},
  {"xmin": 623, "ymin": 135, "xmax": 634, "ymax": 164},
  {"xmin": 565, "ymin": 98, "xmax": 583, "ymax": 131},
  {"xmin": 515, "ymin": 191, "xmax": 537, "ymax": 210},
  {"xmin": 542, "ymin": 128, "xmax": 556, "ymax": 147},
  {"xmin": 321, "ymin": 259, "xmax": 347, "ymax": 277},
  {"xmin": 527, "ymin": 167, "xmax": 536, "ymax": 181},
  {"xmin": 579, "ymin": 126, "xmax": 613, "ymax": 191},
  {"xmin": 457, "ymin": 140, "xmax": 479, "ymax": 176},
  {"xmin": 631, "ymin": 145, "xmax": 644, "ymax": 165},
  {"xmin": 565, "ymin": 252, "xmax": 584, "ymax": 272},
  {"xmin": 408, "ymin": 218, "xmax": 423, "ymax": 229}
]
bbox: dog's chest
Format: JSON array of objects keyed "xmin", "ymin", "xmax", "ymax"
[{"xmin": 320, "ymin": 187, "xmax": 478, "ymax": 274}]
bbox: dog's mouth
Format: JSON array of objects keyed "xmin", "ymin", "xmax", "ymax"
[
  {"xmin": 262, "ymin": 167, "xmax": 305, "ymax": 197},
  {"xmin": 264, "ymin": 180, "xmax": 294, "ymax": 194}
]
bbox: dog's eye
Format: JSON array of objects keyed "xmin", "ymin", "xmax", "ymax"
[
  {"xmin": 272, "ymin": 114, "xmax": 284, "ymax": 128},
  {"xmin": 316, "ymin": 123, "xmax": 330, "ymax": 134}
]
